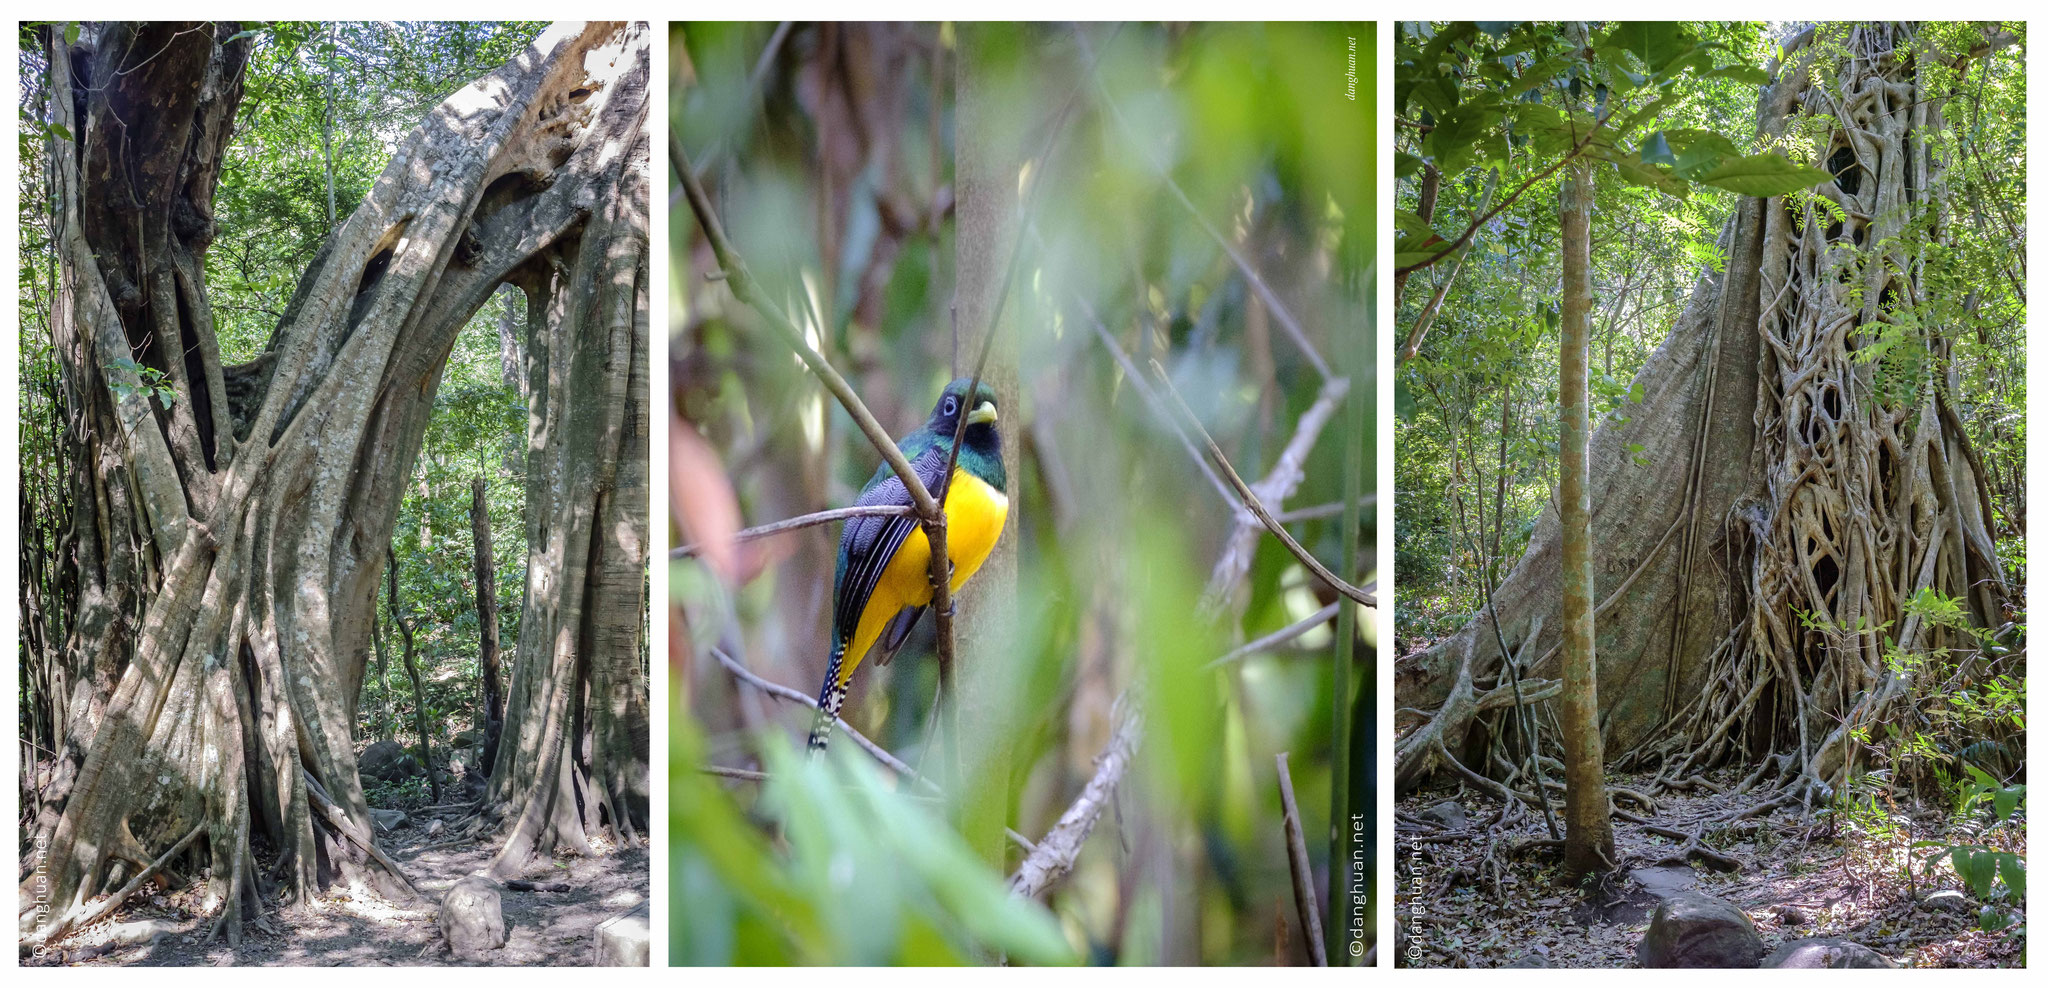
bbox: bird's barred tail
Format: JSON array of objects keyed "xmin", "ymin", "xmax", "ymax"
[{"xmin": 807, "ymin": 647, "xmax": 847, "ymax": 755}]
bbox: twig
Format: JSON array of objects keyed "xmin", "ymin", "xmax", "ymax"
[
  {"xmin": 1075, "ymin": 27, "xmax": 1329, "ymax": 379},
  {"xmin": 708, "ymin": 646, "xmax": 940, "ymax": 793},
  {"xmin": 673, "ymin": 138, "xmax": 943, "ymax": 529},
  {"xmin": 702, "ymin": 765, "xmax": 770, "ymax": 782},
  {"xmin": 1272, "ymin": 496, "xmax": 1377, "ymax": 524},
  {"xmin": 1393, "ymin": 123, "xmax": 1610, "ymax": 279},
  {"xmin": 1207, "ymin": 602, "xmax": 1341, "ymax": 669},
  {"xmin": 1152, "ymin": 365, "xmax": 1375, "ymax": 608},
  {"xmin": 1081, "ymin": 300, "xmax": 1239, "ymax": 511},
  {"xmin": 670, "ymin": 504, "xmax": 913, "ymax": 559},
  {"xmin": 1276, "ymin": 752, "xmax": 1329, "ymax": 966},
  {"xmin": 1400, "ymin": 170, "xmax": 1499, "ymax": 363},
  {"xmin": 1008, "ymin": 701, "xmax": 1142, "ymax": 898}
]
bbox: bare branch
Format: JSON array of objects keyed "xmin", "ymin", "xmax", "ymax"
[
  {"xmin": 1152, "ymin": 367, "xmax": 1376, "ymax": 609},
  {"xmin": 1207, "ymin": 602, "xmax": 1341, "ymax": 669},
  {"xmin": 670, "ymin": 504, "xmax": 913, "ymax": 560},
  {"xmin": 22, "ymin": 822, "xmax": 205, "ymax": 948},
  {"xmin": 706, "ymin": 646, "xmax": 939, "ymax": 793},
  {"xmin": 1277, "ymin": 752, "xmax": 1328, "ymax": 966},
  {"xmin": 1007, "ymin": 700, "xmax": 1142, "ymax": 899}
]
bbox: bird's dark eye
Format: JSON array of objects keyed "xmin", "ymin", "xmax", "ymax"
[{"xmin": 943, "ymin": 397, "xmax": 958, "ymax": 416}]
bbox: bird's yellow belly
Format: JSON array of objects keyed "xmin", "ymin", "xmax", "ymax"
[{"xmin": 841, "ymin": 467, "xmax": 1008, "ymax": 683}]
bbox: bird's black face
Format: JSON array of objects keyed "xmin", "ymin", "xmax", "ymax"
[{"xmin": 930, "ymin": 379, "xmax": 1000, "ymax": 442}]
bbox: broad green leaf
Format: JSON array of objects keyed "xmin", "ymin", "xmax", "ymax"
[
  {"xmin": 1961, "ymin": 847, "xmax": 2000, "ymax": 899},
  {"xmin": 64, "ymin": 22, "xmax": 79, "ymax": 46},
  {"xmin": 1640, "ymin": 131, "xmax": 1676, "ymax": 167},
  {"xmin": 1426, "ymin": 103, "xmax": 1502, "ymax": 177},
  {"xmin": 1395, "ymin": 151, "xmax": 1425, "ymax": 180},
  {"xmin": 1992, "ymin": 785, "xmax": 2021, "ymax": 823},
  {"xmin": 1694, "ymin": 154, "xmax": 1835, "ymax": 196},
  {"xmin": 1703, "ymin": 64, "xmax": 1770, "ymax": 85},
  {"xmin": 1589, "ymin": 145, "xmax": 1688, "ymax": 198},
  {"xmin": 1661, "ymin": 128, "xmax": 1743, "ymax": 178},
  {"xmin": 1997, "ymin": 852, "xmax": 2025, "ymax": 900},
  {"xmin": 1394, "ymin": 210, "xmax": 1437, "ymax": 240},
  {"xmin": 1395, "ymin": 381, "xmax": 1417, "ymax": 422},
  {"xmin": 47, "ymin": 122, "xmax": 73, "ymax": 142},
  {"xmin": 1600, "ymin": 22, "xmax": 1699, "ymax": 78},
  {"xmin": 1474, "ymin": 22, "xmax": 1517, "ymax": 40}
]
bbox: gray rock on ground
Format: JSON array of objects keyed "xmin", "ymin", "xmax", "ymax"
[
  {"xmin": 1636, "ymin": 892, "xmax": 1763, "ymax": 968},
  {"xmin": 369, "ymin": 808, "xmax": 409, "ymax": 832},
  {"xmin": 440, "ymin": 875, "xmax": 508, "ymax": 960},
  {"xmin": 594, "ymin": 900, "xmax": 651, "ymax": 966},
  {"xmin": 1923, "ymin": 889, "xmax": 1974, "ymax": 915},
  {"xmin": 1420, "ymin": 800, "xmax": 1469, "ymax": 829},
  {"xmin": 360, "ymin": 740, "xmax": 422, "ymax": 781},
  {"xmin": 1763, "ymin": 937, "xmax": 1893, "ymax": 969}
]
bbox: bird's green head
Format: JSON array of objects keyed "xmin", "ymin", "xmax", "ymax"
[{"xmin": 925, "ymin": 377, "xmax": 1004, "ymax": 487}]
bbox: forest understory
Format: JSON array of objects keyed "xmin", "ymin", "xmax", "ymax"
[{"xmin": 1397, "ymin": 768, "xmax": 2026, "ymax": 968}]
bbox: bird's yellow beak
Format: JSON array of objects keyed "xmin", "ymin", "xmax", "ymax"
[{"xmin": 966, "ymin": 400, "xmax": 998, "ymax": 426}]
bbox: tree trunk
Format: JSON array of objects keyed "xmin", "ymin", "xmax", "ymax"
[
  {"xmin": 1557, "ymin": 161, "xmax": 1615, "ymax": 873},
  {"xmin": 372, "ymin": 611, "xmax": 393, "ymax": 742},
  {"xmin": 483, "ymin": 37, "xmax": 654, "ymax": 872},
  {"xmin": 21, "ymin": 21, "xmax": 651, "ymax": 943},
  {"xmin": 471, "ymin": 476, "xmax": 505, "ymax": 776},
  {"xmin": 387, "ymin": 550, "xmax": 442, "ymax": 803},
  {"xmin": 1395, "ymin": 24, "xmax": 2010, "ymax": 807},
  {"xmin": 951, "ymin": 23, "xmax": 1025, "ymax": 869}
]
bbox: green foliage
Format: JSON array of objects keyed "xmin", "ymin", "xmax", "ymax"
[
  {"xmin": 105, "ymin": 357, "xmax": 177, "ymax": 407},
  {"xmin": 670, "ymin": 721, "xmax": 1077, "ymax": 965}
]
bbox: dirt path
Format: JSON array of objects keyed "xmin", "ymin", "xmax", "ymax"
[
  {"xmin": 28, "ymin": 808, "xmax": 648, "ymax": 967},
  {"xmin": 1394, "ymin": 769, "xmax": 2024, "ymax": 968}
]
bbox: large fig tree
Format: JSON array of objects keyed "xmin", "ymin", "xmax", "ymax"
[
  {"xmin": 1396, "ymin": 23, "xmax": 2017, "ymax": 808},
  {"xmin": 20, "ymin": 21, "xmax": 649, "ymax": 945}
]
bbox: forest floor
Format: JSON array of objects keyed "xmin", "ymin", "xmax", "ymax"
[
  {"xmin": 30, "ymin": 787, "xmax": 649, "ymax": 967},
  {"xmin": 1394, "ymin": 767, "xmax": 2025, "ymax": 968}
]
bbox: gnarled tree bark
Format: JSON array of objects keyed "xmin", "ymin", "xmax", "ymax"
[
  {"xmin": 20, "ymin": 21, "xmax": 650, "ymax": 945},
  {"xmin": 1396, "ymin": 24, "xmax": 2012, "ymax": 808}
]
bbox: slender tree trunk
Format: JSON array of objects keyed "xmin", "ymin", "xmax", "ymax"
[
  {"xmin": 387, "ymin": 550, "xmax": 442, "ymax": 803},
  {"xmin": 372, "ymin": 612, "xmax": 392, "ymax": 742},
  {"xmin": 21, "ymin": 22, "xmax": 651, "ymax": 943},
  {"xmin": 471, "ymin": 476, "xmax": 505, "ymax": 776},
  {"xmin": 1557, "ymin": 162, "xmax": 1615, "ymax": 874}
]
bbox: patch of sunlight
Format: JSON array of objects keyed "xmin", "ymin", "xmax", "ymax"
[{"xmin": 1284, "ymin": 580, "xmax": 1333, "ymax": 652}]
